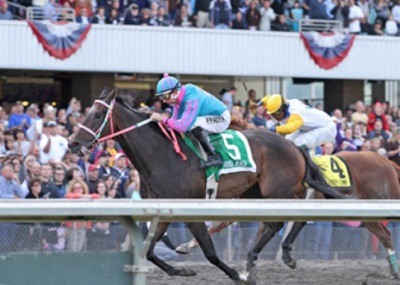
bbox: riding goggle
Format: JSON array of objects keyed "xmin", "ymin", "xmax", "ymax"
[
  {"xmin": 271, "ymin": 109, "xmax": 283, "ymax": 119},
  {"xmin": 159, "ymin": 82, "xmax": 180, "ymax": 100}
]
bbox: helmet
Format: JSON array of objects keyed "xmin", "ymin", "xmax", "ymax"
[
  {"xmin": 266, "ymin": 94, "xmax": 285, "ymax": 114},
  {"xmin": 155, "ymin": 73, "xmax": 181, "ymax": 96}
]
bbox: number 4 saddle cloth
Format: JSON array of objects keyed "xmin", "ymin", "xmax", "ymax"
[
  {"xmin": 312, "ymin": 155, "xmax": 353, "ymax": 191},
  {"xmin": 183, "ymin": 129, "xmax": 257, "ymax": 181}
]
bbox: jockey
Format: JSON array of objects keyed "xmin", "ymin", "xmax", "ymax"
[
  {"xmin": 150, "ymin": 74, "xmax": 231, "ymax": 169},
  {"xmin": 264, "ymin": 94, "xmax": 337, "ymax": 149}
]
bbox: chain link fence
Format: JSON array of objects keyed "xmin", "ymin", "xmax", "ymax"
[{"xmin": 1, "ymin": 221, "xmax": 400, "ymax": 261}]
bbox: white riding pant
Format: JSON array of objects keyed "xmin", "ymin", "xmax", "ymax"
[
  {"xmin": 286, "ymin": 121, "xmax": 337, "ymax": 149},
  {"xmin": 191, "ymin": 110, "xmax": 231, "ymax": 133}
]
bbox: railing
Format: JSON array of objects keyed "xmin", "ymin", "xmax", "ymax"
[
  {"xmin": 1, "ymin": 199, "xmax": 400, "ymax": 285},
  {"xmin": 6, "ymin": 1, "xmax": 75, "ymax": 21},
  {"xmin": 299, "ymin": 19, "xmax": 343, "ymax": 33}
]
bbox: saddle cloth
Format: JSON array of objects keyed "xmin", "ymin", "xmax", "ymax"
[
  {"xmin": 184, "ymin": 129, "xmax": 257, "ymax": 181},
  {"xmin": 312, "ymin": 155, "xmax": 353, "ymax": 191}
]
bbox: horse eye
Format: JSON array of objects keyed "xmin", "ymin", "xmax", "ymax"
[{"xmin": 94, "ymin": 112, "xmax": 102, "ymax": 119}]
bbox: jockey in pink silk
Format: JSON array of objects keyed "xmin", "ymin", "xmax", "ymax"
[{"xmin": 150, "ymin": 74, "xmax": 231, "ymax": 169}]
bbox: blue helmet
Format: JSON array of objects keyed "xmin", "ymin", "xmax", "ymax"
[{"xmin": 155, "ymin": 74, "xmax": 181, "ymax": 96}]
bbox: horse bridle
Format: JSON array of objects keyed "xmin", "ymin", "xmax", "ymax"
[
  {"xmin": 76, "ymin": 97, "xmax": 152, "ymax": 152},
  {"xmin": 77, "ymin": 98, "xmax": 116, "ymax": 150}
]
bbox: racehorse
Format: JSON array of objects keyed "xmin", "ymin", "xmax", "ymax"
[
  {"xmin": 280, "ymin": 151, "xmax": 400, "ymax": 278},
  {"xmin": 68, "ymin": 88, "xmax": 346, "ymax": 283}
]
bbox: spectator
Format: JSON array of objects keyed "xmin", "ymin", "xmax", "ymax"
[
  {"xmin": 13, "ymin": 129, "xmax": 30, "ymax": 158},
  {"xmin": 386, "ymin": 129, "xmax": 400, "ymax": 165},
  {"xmin": 39, "ymin": 121, "xmax": 69, "ymax": 164},
  {"xmin": 174, "ymin": 4, "xmax": 195, "ymax": 27},
  {"xmin": 351, "ymin": 123, "xmax": 365, "ymax": 150},
  {"xmin": 330, "ymin": 0, "xmax": 349, "ymax": 29},
  {"xmin": 53, "ymin": 166, "xmax": 67, "ymax": 198},
  {"xmin": 375, "ymin": 0, "xmax": 390, "ymax": 27},
  {"xmin": 43, "ymin": 0, "xmax": 61, "ymax": 21},
  {"xmin": 76, "ymin": 7, "xmax": 93, "ymax": 23},
  {"xmin": 393, "ymin": 0, "xmax": 400, "ymax": 29},
  {"xmin": 367, "ymin": 102, "xmax": 389, "ymax": 132},
  {"xmin": 41, "ymin": 163, "xmax": 59, "ymax": 198},
  {"xmin": 94, "ymin": 180, "xmax": 108, "ymax": 198},
  {"xmin": 106, "ymin": 7, "xmax": 122, "ymax": 24},
  {"xmin": 92, "ymin": 6, "xmax": 107, "ymax": 23},
  {"xmin": 245, "ymin": 0, "xmax": 261, "ymax": 30},
  {"xmin": 222, "ymin": 86, "xmax": 237, "ymax": 111},
  {"xmin": 140, "ymin": 7, "xmax": 152, "ymax": 25},
  {"xmin": 124, "ymin": 3, "xmax": 141, "ymax": 25},
  {"xmin": 259, "ymin": 0, "xmax": 276, "ymax": 31},
  {"xmin": 150, "ymin": 5, "xmax": 170, "ymax": 26},
  {"xmin": 209, "ymin": 0, "xmax": 232, "ymax": 29},
  {"xmin": 273, "ymin": 14, "xmax": 290, "ymax": 31},
  {"xmin": 348, "ymin": 0, "xmax": 364, "ymax": 34},
  {"xmin": 385, "ymin": 14, "xmax": 398, "ymax": 36},
  {"xmin": 194, "ymin": 0, "xmax": 212, "ymax": 28},
  {"xmin": 125, "ymin": 168, "xmax": 140, "ymax": 198},
  {"xmin": 232, "ymin": 11, "xmax": 246, "ymax": 29},
  {"xmin": 252, "ymin": 105, "xmax": 267, "ymax": 127},
  {"xmin": 368, "ymin": 19, "xmax": 384, "ymax": 35},
  {"xmin": 367, "ymin": 119, "xmax": 390, "ymax": 144},
  {"xmin": 8, "ymin": 102, "xmax": 31, "ymax": 132},
  {"xmin": 0, "ymin": 0, "xmax": 13, "ymax": 20},
  {"xmin": 26, "ymin": 177, "xmax": 44, "ymax": 199},
  {"xmin": 65, "ymin": 178, "xmax": 99, "ymax": 252},
  {"xmin": 98, "ymin": 151, "xmax": 112, "ymax": 178},
  {"xmin": 289, "ymin": 1, "xmax": 302, "ymax": 31},
  {"xmin": 111, "ymin": 153, "xmax": 129, "ymax": 198},
  {"xmin": 351, "ymin": 100, "xmax": 368, "ymax": 125},
  {"xmin": 0, "ymin": 163, "xmax": 25, "ymax": 199},
  {"xmin": 87, "ymin": 164, "xmax": 100, "ymax": 193},
  {"xmin": 303, "ymin": 0, "xmax": 329, "ymax": 20}
]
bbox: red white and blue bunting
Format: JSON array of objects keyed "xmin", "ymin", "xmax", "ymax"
[
  {"xmin": 28, "ymin": 20, "xmax": 91, "ymax": 60},
  {"xmin": 300, "ymin": 32, "xmax": 356, "ymax": 70}
]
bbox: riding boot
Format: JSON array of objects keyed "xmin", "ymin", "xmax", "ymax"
[{"xmin": 191, "ymin": 127, "xmax": 222, "ymax": 169}]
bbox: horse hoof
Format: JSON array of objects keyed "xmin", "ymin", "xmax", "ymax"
[
  {"xmin": 283, "ymin": 258, "xmax": 297, "ymax": 269},
  {"xmin": 175, "ymin": 244, "xmax": 190, "ymax": 254},
  {"xmin": 179, "ymin": 267, "xmax": 197, "ymax": 277}
]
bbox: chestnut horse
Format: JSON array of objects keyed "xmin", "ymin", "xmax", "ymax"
[{"xmin": 68, "ymin": 89, "xmax": 345, "ymax": 283}]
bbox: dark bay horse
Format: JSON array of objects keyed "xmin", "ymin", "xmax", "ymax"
[{"xmin": 68, "ymin": 89, "xmax": 345, "ymax": 283}]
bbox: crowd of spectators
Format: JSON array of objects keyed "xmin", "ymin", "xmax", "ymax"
[{"xmin": 1, "ymin": 0, "xmax": 400, "ymax": 35}]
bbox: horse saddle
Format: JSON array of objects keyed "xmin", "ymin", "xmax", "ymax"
[{"xmin": 184, "ymin": 129, "xmax": 257, "ymax": 181}]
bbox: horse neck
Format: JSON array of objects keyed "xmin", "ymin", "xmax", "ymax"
[{"xmin": 111, "ymin": 103, "xmax": 195, "ymax": 197}]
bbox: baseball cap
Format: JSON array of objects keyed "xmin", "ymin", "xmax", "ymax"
[
  {"xmin": 88, "ymin": 164, "xmax": 100, "ymax": 172},
  {"xmin": 44, "ymin": 121, "xmax": 57, "ymax": 127},
  {"xmin": 114, "ymin": 153, "xmax": 126, "ymax": 161}
]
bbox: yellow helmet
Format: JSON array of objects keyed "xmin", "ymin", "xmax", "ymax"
[{"xmin": 266, "ymin": 94, "xmax": 285, "ymax": 114}]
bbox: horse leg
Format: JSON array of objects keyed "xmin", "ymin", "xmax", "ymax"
[
  {"xmin": 186, "ymin": 222, "xmax": 241, "ymax": 281},
  {"xmin": 364, "ymin": 222, "xmax": 399, "ymax": 278},
  {"xmin": 246, "ymin": 222, "xmax": 285, "ymax": 274},
  {"xmin": 281, "ymin": 221, "xmax": 307, "ymax": 269},
  {"xmin": 175, "ymin": 221, "xmax": 232, "ymax": 254},
  {"xmin": 146, "ymin": 222, "xmax": 196, "ymax": 277}
]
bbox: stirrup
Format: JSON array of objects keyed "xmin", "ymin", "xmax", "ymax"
[{"xmin": 200, "ymin": 154, "xmax": 222, "ymax": 169}]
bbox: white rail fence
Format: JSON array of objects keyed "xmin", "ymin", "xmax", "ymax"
[{"xmin": 2, "ymin": 199, "xmax": 400, "ymax": 285}]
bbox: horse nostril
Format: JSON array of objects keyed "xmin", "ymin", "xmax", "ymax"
[{"xmin": 69, "ymin": 141, "xmax": 80, "ymax": 149}]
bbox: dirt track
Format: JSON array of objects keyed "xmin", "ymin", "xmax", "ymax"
[{"xmin": 147, "ymin": 260, "xmax": 400, "ymax": 285}]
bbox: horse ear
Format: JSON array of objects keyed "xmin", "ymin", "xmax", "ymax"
[{"xmin": 99, "ymin": 87, "xmax": 110, "ymax": 99}]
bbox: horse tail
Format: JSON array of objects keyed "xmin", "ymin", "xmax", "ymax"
[
  {"xmin": 298, "ymin": 147, "xmax": 347, "ymax": 199},
  {"xmin": 228, "ymin": 115, "xmax": 248, "ymax": 131},
  {"xmin": 389, "ymin": 160, "xmax": 400, "ymax": 185}
]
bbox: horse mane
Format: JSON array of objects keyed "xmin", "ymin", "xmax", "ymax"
[{"xmin": 228, "ymin": 115, "xmax": 248, "ymax": 131}]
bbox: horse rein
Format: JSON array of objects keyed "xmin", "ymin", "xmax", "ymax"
[{"xmin": 77, "ymin": 98, "xmax": 152, "ymax": 150}]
